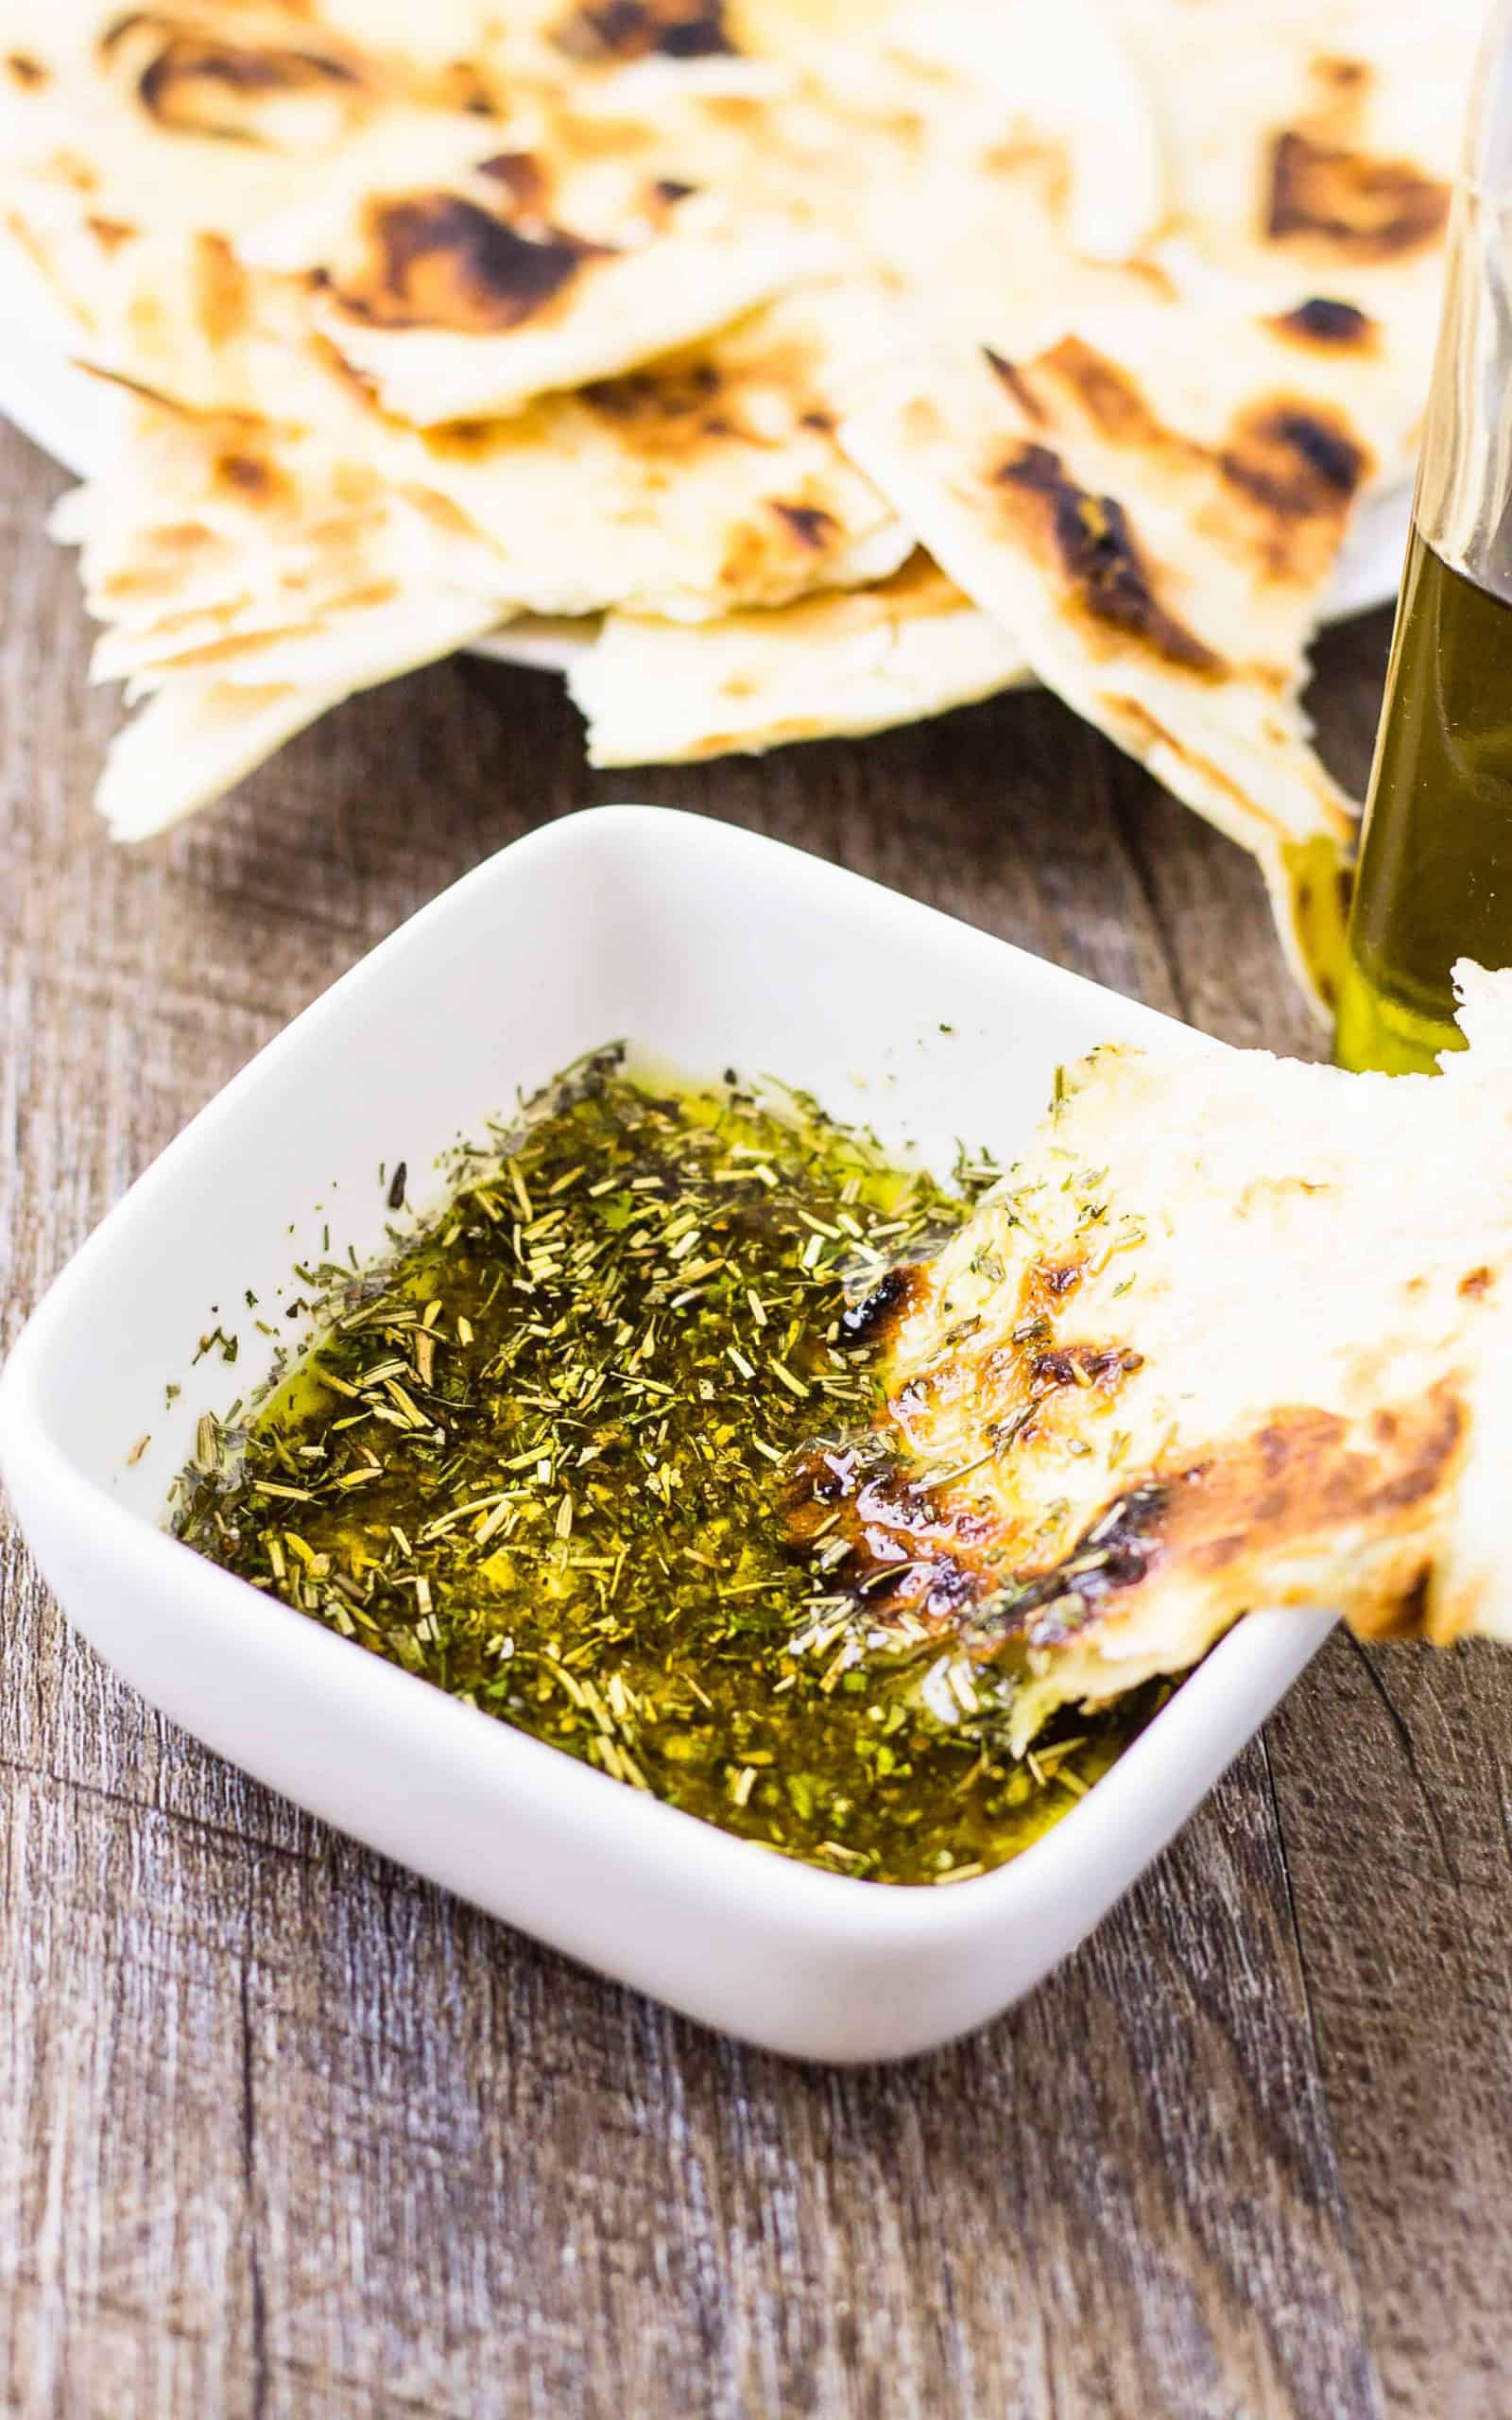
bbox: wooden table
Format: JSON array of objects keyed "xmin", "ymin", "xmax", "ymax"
[{"xmin": 4, "ymin": 409, "xmax": 1511, "ymax": 2420}]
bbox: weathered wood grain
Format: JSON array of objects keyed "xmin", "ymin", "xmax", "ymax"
[{"xmin": 5, "ymin": 406, "xmax": 1510, "ymax": 2420}]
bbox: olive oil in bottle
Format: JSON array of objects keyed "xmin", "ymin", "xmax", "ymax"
[
  {"xmin": 1336, "ymin": 527, "xmax": 1512, "ymax": 1075},
  {"xmin": 1334, "ymin": 1, "xmax": 1512, "ymax": 1074}
]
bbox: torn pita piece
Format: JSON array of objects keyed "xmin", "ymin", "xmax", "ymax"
[
  {"xmin": 48, "ymin": 382, "xmax": 452, "ymax": 691},
  {"xmin": 388, "ymin": 282, "xmax": 909, "ymax": 619},
  {"xmin": 235, "ymin": 103, "xmax": 839, "ymax": 424},
  {"xmin": 94, "ymin": 578, "xmax": 499, "ymax": 841},
  {"xmin": 1101, "ymin": 0, "xmax": 1485, "ymax": 472},
  {"xmin": 569, "ymin": 554, "xmax": 1027, "ymax": 764},
  {"xmin": 49, "ymin": 279, "xmax": 909, "ymax": 709},
  {"xmin": 838, "ymin": 276, "xmax": 1418, "ymax": 1010},
  {"xmin": 0, "ymin": 2, "xmax": 405, "ymax": 401},
  {"xmin": 809, "ymin": 964, "xmax": 1512, "ymax": 1756},
  {"xmin": 94, "ymin": 677, "xmax": 345, "ymax": 842},
  {"xmin": 809, "ymin": 0, "xmax": 1164, "ymax": 300}
]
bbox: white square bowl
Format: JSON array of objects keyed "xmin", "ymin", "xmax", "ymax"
[{"xmin": 0, "ymin": 806, "xmax": 1331, "ymax": 2063}]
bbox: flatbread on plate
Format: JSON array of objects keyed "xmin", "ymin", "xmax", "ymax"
[
  {"xmin": 50, "ymin": 272, "xmax": 914, "ymax": 825},
  {"xmin": 235, "ymin": 101, "xmax": 839, "ymax": 423},
  {"xmin": 94, "ymin": 578, "xmax": 498, "ymax": 840},
  {"xmin": 389, "ymin": 282, "xmax": 910, "ymax": 619},
  {"xmin": 0, "ymin": 2, "xmax": 416, "ymax": 404},
  {"xmin": 568, "ymin": 552, "xmax": 1027, "ymax": 763},
  {"xmin": 0, "ymin": 0, "xmax": 1476, "ymax": 908},
  {"xmin": 50, "ymin": 380, "xmax": 450, "ymax": 689},
  {"xmin": 837, "ymin": 274, "xmax": 1419, "ymax": 1010},
  {"xmin": 810, "ymin": 0, "xmax": 1164, "ymax": 292},
  {"xmin": 0, "ymin": 4, "xmax": 829, "ymax": 417},
  {"xmin": 801, "ymin": 963, "xmax": 1512, "ymax": 1753},
  {"xmin": 1100, "ymin": 0, "xmax": 1485, "ymax": 473},
  {"xmin": 51, "ymin": 278, "xmax": 910, "ymax": 703}
]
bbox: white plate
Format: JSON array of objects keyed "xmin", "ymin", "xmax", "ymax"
[
  {"xmin": 0, "ymin": 311, "xmax": 1408, "ymax": 675},
  {"xmin": 0, "ymin": 806, "xmax": 1332, "ymax": 2061}
]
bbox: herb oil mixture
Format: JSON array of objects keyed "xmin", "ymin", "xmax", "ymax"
[{"xmin": 175, "ymin": 1055, "xmax": 1147, "ymax": 1884}]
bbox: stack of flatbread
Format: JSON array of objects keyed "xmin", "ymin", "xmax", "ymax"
[{"xmin": 0, "ymin": 0, "xmax": 1486, "ymax": 1005}]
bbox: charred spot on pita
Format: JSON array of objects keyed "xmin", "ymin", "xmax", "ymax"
[
  {"xmin": 476, "ymin": 151, "xmax": 550, "ymax": 214},
  {"xmin": 983, "ymin": 347, "xmax": 1045, "ymax": 425},
  {"xmin": 1267, "ymin": 130, "xmax": 1450, "ymax": 262},
  {"xmin": 783, "ymin": 1436, "xmax": 1004, "ymax": 1630},
  {"xmin": 5, "ymin": 50, "xmax": 47, "ymax": 87},
  {"xmin": 618, "ymin": 362, "xmax": 719, "ymax": 409},
  {"xmin": 578, "ymin": 357, "xmax": 738, "ymax": 451},
  {"xmin": 1037, "ymin": 1263, "xmax": 1081, "ymax": 1300},
  {"xmin": 1221, "ymin": 403, "xmax": 1367, "ymax": 521},
  {"xmin": 1028, "ymin": 1344, "xmax": 1143, "ymax": 1393},
  {"xmin": 1307, "ymin": 52, "xmax": 1371, "ymax": 132},
  {"xmin": 771, "ymin": 500, "xmax": 840, "ymax": 551},
  {"xmin": 120, "ymin": 23, "xmax": 363, "ymax": 142},
  {"xmin": 1160, "ymin": 1392, "xmax": 1464, "ymax": 1572},
  {"xmin": 836, "ymin": 1264, "xmax": 926, "ymax": 1350},
  {"xmin": 435, "ymin": 59, "xmax": 502, "ymax": 116},
  {"xmin": 86, "ymin": 215, "xmax": 137, "ymax": 251},
  {"xmin": 215, "ymin": 450, "xmax": 276, "ymax": 498},
  {"xmin": 1315, "ymin": 55, "xmax": 1370, "ymax": 90},
  {"xmin": 552, "ymin": 0, "xmax": 736, "ymax": 62},
  {"xmin": 995, "ymin": 444, "xmax": 1222, "ymax": 674},
  {"xmin": 1040, "ymin": 337, "xmax": 1174, "ymax": 450},
  {"xmin": 970, "ymin": 1481, "xmax": 1169, "ymax": 1651},
  {"xmin": 336, "ymin": 194, "xmax": 610, "ymax": 335},
  {"xmin": 1273, "ymin": 296, "xmax": 1376, "ymax": 349}
]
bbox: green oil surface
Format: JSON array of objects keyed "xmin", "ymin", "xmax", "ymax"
[
  {"xmin": 173, "ymin": 1054, "xmax": 1151, "ymax": 1886},
  {"xmin": 1338, "ymin": 526, "xmax": 1512, "ymax": 1074}
]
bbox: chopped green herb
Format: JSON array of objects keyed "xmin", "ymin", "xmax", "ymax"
[{"xmin": 174, "ymin": 1052, "xmax": 1149, "ymax": 1884}]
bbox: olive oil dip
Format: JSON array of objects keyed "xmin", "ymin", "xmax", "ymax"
[{"xmin": 173, "ymin": 1053, "xmax": 1153, "ymax": 1884}]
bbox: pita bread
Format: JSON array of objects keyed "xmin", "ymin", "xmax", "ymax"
[
  {"xmin": 453, "ymin": 1, "xmax": 1166, "ymax": 361},
  {"xmin": 388, "ymin": 283, "xmax": 909, "ymax": 619},
  {"xmin": 0, "ymin": 3, "xmax": 416, "ymax": 402},
  {"xmin": 1100, "ymin": 0, "xmax": 1484, "ymax": 471},
  {"xmin": 53, "ymin": 279, "xmax": 909, "ymax": 700},
  {"xmin": 566, "ymin": 0, "xmax": 1167, "ymax": 337},
  {"xmin": 810, "ymin": 0, "xmax": 1165, "ymax": 291},
  {"xmin": 94, "ymin": 577, "xmax": 498, "ymax": 840},
  {"xmin": 94, "ymin": 675, "xmax": 344, "ymax": 841},
  {"xmin": 234, "ymin": 101, "xmax": 839, "ymax": 423},
  {"xmin": 568, "ymin": 552, "xmax": 1027, "ymax": 763},
  {"xmin": 799, "ymin": 963, "xmax": 1512, "ymax": 1754},
  {"xmin": 0, "ymin": 0, "xmax": 1475, "ymax": 896},
  {"xmin": 0, "ymin": 8, "xmax": 828, "ymax": 414},
  {"xmin": 46, "ymin": 367, "xmax": 495, "ymax": 688},
  {"xmin": 51, "ymin": 277, "xmax": 912, "ymax": 827},
  {"xmin": 836, "ymin": 277, "xmax": 1418, "ymax": 1009}
]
